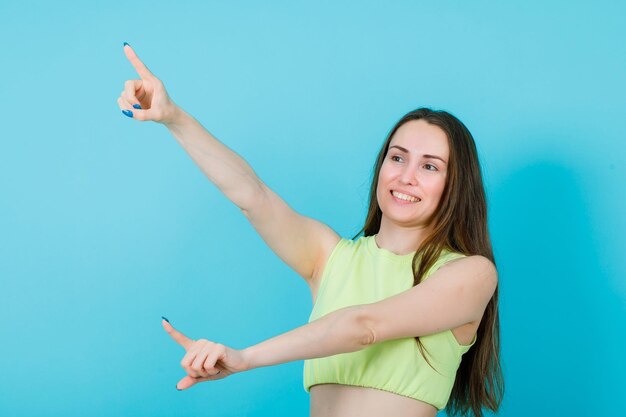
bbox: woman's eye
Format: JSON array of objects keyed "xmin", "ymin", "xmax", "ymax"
[
  {"xmin": 391, "ymin": 155, "xmax": 403, "ymax": 162},
  {"xmin": 424, "ymin": 163, "xmax": 438, "ymax": 171}
]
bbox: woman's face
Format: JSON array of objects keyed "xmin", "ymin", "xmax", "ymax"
[{"xmin": 376, "ymin": 119, "xmax": 450, "ymax": 229}]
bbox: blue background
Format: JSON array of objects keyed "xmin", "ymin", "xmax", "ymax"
[{"xmin": 1, "ymin": 1, "xmax": 624, "ymax": 416}]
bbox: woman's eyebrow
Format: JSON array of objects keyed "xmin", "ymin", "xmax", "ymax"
[{"xmin": 389, "ymin": 145, "xmax": 447, "ymax": 164}]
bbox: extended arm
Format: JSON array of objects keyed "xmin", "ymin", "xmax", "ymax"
[
  {"xmin": 163, "ymin": 256, "xmax": 496, "ymax": 390},
  {"xmin": 241, "ymin": 306, "xmax": 371, "ymax": 369},
  {"xmin": 162, "ymin": 307, "xmax": 369, "ymax": 390}
]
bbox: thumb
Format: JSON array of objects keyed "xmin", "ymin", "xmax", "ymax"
[{"xmin": 176, "ymin": 375, "xmax": 203, "ymax": 391}]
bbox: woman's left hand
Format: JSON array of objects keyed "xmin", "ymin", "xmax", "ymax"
[{"xmin": 162, "ymin": 318, "xmax": 250, "ymax": 390}]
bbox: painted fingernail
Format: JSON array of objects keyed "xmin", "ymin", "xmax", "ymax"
[
  {"xmin": 161, "ymin": 316, "xmax": 170, "ymax": 323},
  {"xmin": 133, "ymin": 104, "xmax": 142, "ymax": 109},
  {"xmin": 175, "ymin": 384, "xmax": 181, "ymax": 391},
  {"xmin": 122, "ymin": 109, "xmax": 133, "ymax": 118},
  {"xmin": 124, "ymin": 42, "xmax": 130, "ymax": 47}
]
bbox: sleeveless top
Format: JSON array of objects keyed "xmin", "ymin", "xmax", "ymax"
[{"xmin": 303, "ymin": 235, "xmax": 477, "ymax": 410}]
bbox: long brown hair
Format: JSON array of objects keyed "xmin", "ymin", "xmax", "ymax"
[{"xmin": 354, "ymin": 108, "xmax": 504, "ymax": 417}]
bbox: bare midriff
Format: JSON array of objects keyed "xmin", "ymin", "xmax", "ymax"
[{"xmin": 310, "ymin": 383, "xmax": 438, "ymax": 417}]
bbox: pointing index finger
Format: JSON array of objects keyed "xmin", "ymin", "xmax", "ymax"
[
  {"xmin": 123, "ymin": 43, "xmax": 155, "ymax": 80},
  {"xmin": 162, "ymin": 319, "xmax": 194, "ymax": 351}
]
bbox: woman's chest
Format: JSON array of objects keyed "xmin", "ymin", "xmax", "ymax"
[{"xmin": 311, "ymin": 259, "xmax": 411, "ymax": 314}]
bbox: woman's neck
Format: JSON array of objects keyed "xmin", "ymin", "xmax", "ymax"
[{"xmin": 375, "ymin": 218, "xmax": 432, "ymax": 255}]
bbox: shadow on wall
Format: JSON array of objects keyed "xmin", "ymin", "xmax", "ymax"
[{"xmin": 486, "ymin": 159, "xmax": 625, "ymax": 417}]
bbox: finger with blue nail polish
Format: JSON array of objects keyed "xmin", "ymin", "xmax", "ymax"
[{"xmin": 117, "ymin": 95, "xmax": 136, "ymax": 119}]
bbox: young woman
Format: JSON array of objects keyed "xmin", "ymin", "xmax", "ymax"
[{"xmin": 118, "ymin": 43, "xmax": 504, "ymax": 417}]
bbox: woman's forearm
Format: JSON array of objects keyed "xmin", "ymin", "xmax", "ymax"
[
  {"xmin": 164, "ymin": 107, "xmax": 263, "ymax": 211},
  {"xmin": 241, "ymin": 306, "xmax": 372, "ymax": 370}
]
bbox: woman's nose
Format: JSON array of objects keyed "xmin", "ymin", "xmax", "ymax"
[{"xmin": 399, "ymin": 167, "xmax": 418, "ymax": 185}]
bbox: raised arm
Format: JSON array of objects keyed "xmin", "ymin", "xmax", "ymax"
[
  {"xmin": 165, "ymin": 109, "xmax": 340, "ymax": 282},
  {"xmin": 117, "ymin": 43, "xmax": 339, "ymax": 284}
]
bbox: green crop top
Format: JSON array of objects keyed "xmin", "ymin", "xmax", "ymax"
[{"xmin": 303, "ymin": 235, "xmax": 477, "ymax": 410}]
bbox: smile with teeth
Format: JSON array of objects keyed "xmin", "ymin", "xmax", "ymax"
[{"xmin": 391, "ymin": 190, "xmax": 421, "ymax": 203}]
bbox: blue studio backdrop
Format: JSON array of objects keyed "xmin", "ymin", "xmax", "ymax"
[{"xmin": 0, "ymin": 1, "xmax": 624, "ymax": 416}]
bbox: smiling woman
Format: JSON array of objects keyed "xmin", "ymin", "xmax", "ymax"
[
  {"xmin": 304, "ymin": 109, "xmax": 503, "ymax": 417},
  {"xmin": 118, "ymin": 43, "xmax": 503, "ymax": 417}
]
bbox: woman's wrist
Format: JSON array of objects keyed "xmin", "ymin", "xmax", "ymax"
[
  {"xmin": 162, "ymin": 104, "xmax": 188, "ymax": 128},
  {"xmin": 240, "ymin": 346, "xmax": 256, "ymax": 371}
]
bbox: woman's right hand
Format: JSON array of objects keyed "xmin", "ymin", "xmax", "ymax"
[
  {"xmin": 118, "ymin": 43, "xmax": 180, "ymax": 125},
  {"xmin": 162, "ymin": 318, "xmax": 251, "ymax": 391}
]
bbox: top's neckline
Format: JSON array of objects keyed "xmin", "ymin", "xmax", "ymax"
[
  {"xmin": 365, "ymin": 234, "xmax": 417, "ymax": 263},
  {"xmin": 364, "ymin": 234, "xmax": 456, "ymax": 264}
]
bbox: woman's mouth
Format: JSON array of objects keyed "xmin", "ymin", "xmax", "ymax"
[{"xmin": 391, "ymin": 190, "xmax": 421, "ymax": 203}]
